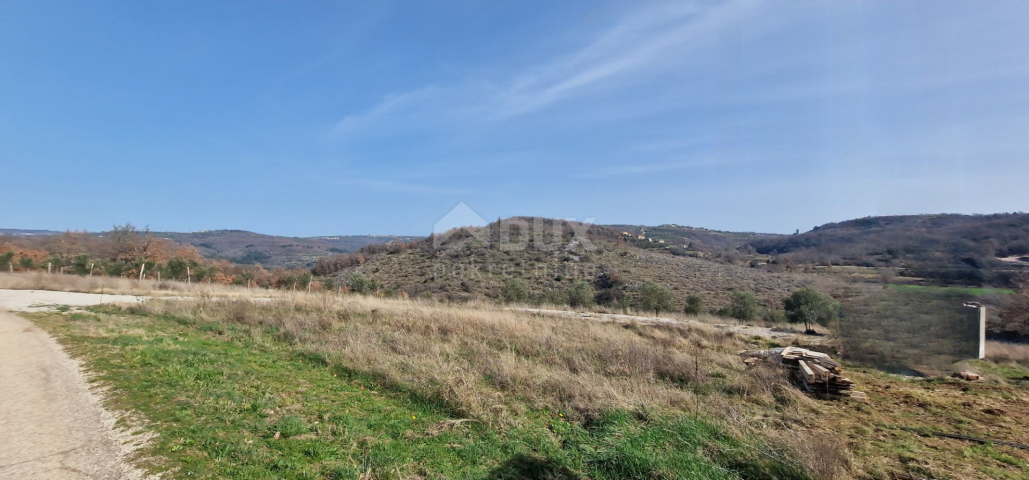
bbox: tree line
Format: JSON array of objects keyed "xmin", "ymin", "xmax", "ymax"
[{"xmin": 0, "ymin": 224, "xmax": 317, "ymax": 289}]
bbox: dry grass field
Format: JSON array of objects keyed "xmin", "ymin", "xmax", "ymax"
[
  {"xmin": 0, "ymin": 271, "xmax": 276, "ymax": 298},
  {"xmin": 986, "ymin": 340, "xmax": 1029, "ymax": 363},
  {"xmin": 8, "ymin": 272, "xmax": 1029, "ymax": 478}
]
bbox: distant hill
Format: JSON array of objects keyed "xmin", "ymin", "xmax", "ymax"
[
  {"xmin": 0, "ymin": 227, "xmax": 417, "ymax": 269},
  {"xmin": 605, "ymin": 223, "xmax": 775, "ymax": 260},
  {"xmin": 152, "ymin": 230, "xmax": 420, "ymax": 269},
  {"xmin": 748, "ymin": 213, "xmax": 1029, "ymax": 286},
  {"xmin": 0, "ymin": 228, "xmax": 60, "ymax": 236},
  {"xmin": 318, "ymin": 217, "xmax": 809, "ymax": 311}
]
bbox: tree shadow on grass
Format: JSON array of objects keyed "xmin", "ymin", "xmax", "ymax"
[{"xmin": 484, "ymin": 453, "xmax": 582, "ymax": 480}]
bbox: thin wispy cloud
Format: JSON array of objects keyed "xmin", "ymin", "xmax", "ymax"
[
  {"xmin": 329, "ymin": 0, "xmax": 769, "ymax": 138},
  {"xmin": 490, "ymin": 1, "xmax": 761, "ymax": 117}
]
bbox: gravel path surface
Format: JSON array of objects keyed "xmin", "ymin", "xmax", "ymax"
[
  {"xmin": 0, "ymin": 289, "xmax": 149, "ymax": 312},
  {"xmin": 0, "ymin": 290, "xmax": 151, "ymax": 479}
]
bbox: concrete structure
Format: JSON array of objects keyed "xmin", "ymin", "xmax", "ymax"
[{"xmin": 964, "ymin": 302, "xmax": 987, "ymax": 359}]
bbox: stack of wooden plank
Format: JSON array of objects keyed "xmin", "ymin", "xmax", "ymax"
[{"xmin": 740, "ymin": 347, "xmax": 867, "ymax": 402}]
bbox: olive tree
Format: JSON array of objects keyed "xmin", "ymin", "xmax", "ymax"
[
  {"xmin": 684, "ymin": 294, "xmax": 703, "ymax": 315},
  {"xmin": 639, "ymin": 281, "xmax": 674, "ymax": 316},
  {"xmin": 782, "ymin": 288, "xmax": 840, "ymax": 333},
  {"xmin": 729, "ymin": 290, "xmax": 760, "ymax": 323},
  {"xmin": 567, "ymin": 280, "xmax": 594, "ymax": 308},
  {"xmin": 501, "ymin": 278, "xmax": 529, "ymax": 304}
]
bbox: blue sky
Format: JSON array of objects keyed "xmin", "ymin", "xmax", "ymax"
[{"xmin": 2, "ymin": 1, "xmax": 1027, "ymax": 236}]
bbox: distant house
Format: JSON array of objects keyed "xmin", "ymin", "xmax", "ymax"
[
  {"xmin": 637, "ymin": 235, "xmax": 645, "ymax": 240},
  {"xmin": 621, "ymin": 231, "xmax": 631, "ymax": 236},
  {"xmin": 657, "ymin": 239, "xmax": 665, "ymax": 244}
]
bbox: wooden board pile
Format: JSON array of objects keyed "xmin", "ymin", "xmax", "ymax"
[{"xmin": 740, "ymin": 347, "xmax": 868, "ymax": 402}]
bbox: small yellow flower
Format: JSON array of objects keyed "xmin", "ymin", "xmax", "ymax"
[{"xmin": 412, "ymin": 415, "xmax": 417, "ymax": 419}]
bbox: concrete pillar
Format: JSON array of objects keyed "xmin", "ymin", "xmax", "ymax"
[
  {"xmin": 977, "ymin": 306, "xmax": 986, "ymax": 359},
  {"xmin": 965, "ymin": 303, "xmax": 986, "ymax": 359}
]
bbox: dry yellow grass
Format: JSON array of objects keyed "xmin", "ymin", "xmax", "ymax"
[
  {"xmin": 143, "ymin": 294, "xmax": 773, "ymax": 422},
  {"xmin": 986, "ymin": 340, "xmax": 1029, "ymax": 363},
  {"xmin": 19, "ymin": 274, "xmax": 1029, "ymax": 478},
  {"xmin": 131, "ymin": 291, "xmax": 850, "ymax": 477},
  {"xmin": 0, "ymin": 271, "xmax": 279, "ymax": 298}
]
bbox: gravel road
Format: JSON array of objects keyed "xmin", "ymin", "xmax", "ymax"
[{"xmin": 0, "ymin": 290, "xmax": 151, "ymax": 479}]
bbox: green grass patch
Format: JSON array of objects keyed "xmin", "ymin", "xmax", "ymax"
[
  {"xmin": 887, "ymin": 284, "xmax": 1014, "ymax": 296},
  {"xmin": 967, "ymin": 360, "xmax": 1029, "ymax": 381},
  {"xmin": 27, "ymin": 307, "xmax": 806, "ymax": 479}
]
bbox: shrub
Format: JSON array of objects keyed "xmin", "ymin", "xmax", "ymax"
[
  {"xmin": 762, "ymin": 309, "xmax": 787, "ymax": 324},
  {"xmin": 638, "ymin": 281, "xmax": 674, "ymax": 316},
  {"xmin": 166, "ymin": 257, "xmax": 190, "ymax": 281},
  {"xmin": 103, "ymin": 261, "xmax": 126, "ymax": 276},
  {"xmin": 684, "ymin": 294, "xmax": 703, "ymax": 315},
  {"xmin": 595, "ymin": 287, "xmax": 625, "ymax": 306},
  {"xmin": 729, "ymin": 291, "xmax": 760, "ymax": 323},
  {"xmin": 782, "ymin": 288, "xmax": 840, "ymax": 332},
  {"xmin": 347, "ymin": 272, "xmax": 377, "ymax": 294},
  {"xmin": 43, "ymin": 256, "xmax": 66, "ymax": 269},
  {"xmin": 567, "ymin": 280, "xmax": 594, "ymax": 308},
  {"xmin": 501, "ymin": 278, "xmax": 529, "ymax": 304},
  {"xmin": 72, "ymin": 254, "xmax": 91, "ymax": 275},
  {"xmin": 0, "ymin": 251, "xmax": 13, "ymax": 270},
  {"xmin": 281, "ymin": 271, "xmax": 313, "ymax": 290}
]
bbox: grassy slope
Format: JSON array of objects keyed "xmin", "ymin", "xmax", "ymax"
[
  {"xmin": 886, "ymin": 284, "xmax": 1015, "ymax": 296},
  {"xmin": 29, "ymin": 305, "xmax": 800, "ymax": 479},
  {"xmin": 838, "ymin": 284, "xmax": 1023, "ymax": 373},
  {"xmin": 810, "ymin": 364, "xmax": 1029, "ymax": 480},
  {"xmin": 24, "ymin": 290, "xmax": 1029, "ymax": 479},
  {"xmin": 332, "ymin": 238, "xmax": 810, "ymax": 310}
]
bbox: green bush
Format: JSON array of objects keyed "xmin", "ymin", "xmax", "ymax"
[
  {"xmin": 19, "ymin": 256, "xmax": 34, "ymax": 269},
  {"xmin": 501, "ymin": 278, "xmax": 529, "ymax": 304},
  {"xmin": 762, "ymin": 309, "xmax": 786, "ymax": 324},
  {"xmin": 72, "ymin": 254, "xmax": 91, "ymax": 275},
  {"xmin": 166, "ymin": 257, "xmax": 190, "ymax": 281},
  {"xmin": 729, "ymin": 291, "xmax": 760, "ymax": 323},
  {"xmin": 347, "ymin": 272, "xmax": 377, "ymax": 294},
  {"xmin": 43, "ymin": 256, "xmax": 66, "ymax": 269},
  {"xmin": 282, "ymin": 271, "xmax": 313, "ymax": 290},
  {"xmin": 783, "ymin": 288, "xmax": 840, "ymax": 332},
  {"xmin": 104, "ymin": 261, "xmax": 127, "ymax": 276},
  {"xmin": 638, "ymin": 281, "xmax": 674, "ymax": 316},
  {"xmin": 684, "ymin": 294, "xmax": 703, "ymax": 315},
  {"xmin": 567, "ymin": 280, "xmax": 594, "ymax": 308}
]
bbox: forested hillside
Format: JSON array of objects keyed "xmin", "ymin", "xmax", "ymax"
[
  {"xmin": 153, "ymin": 230, "xmax": 419, "ymax": 268},
  {"xmin": 748, "ymin": 213, "xmax": 1029, "ymax": 286}
]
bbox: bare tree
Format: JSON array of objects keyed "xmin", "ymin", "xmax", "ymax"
[{"xmin": 1000, "ymin": 273, "xmax": 1029, "ymax": 330}]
